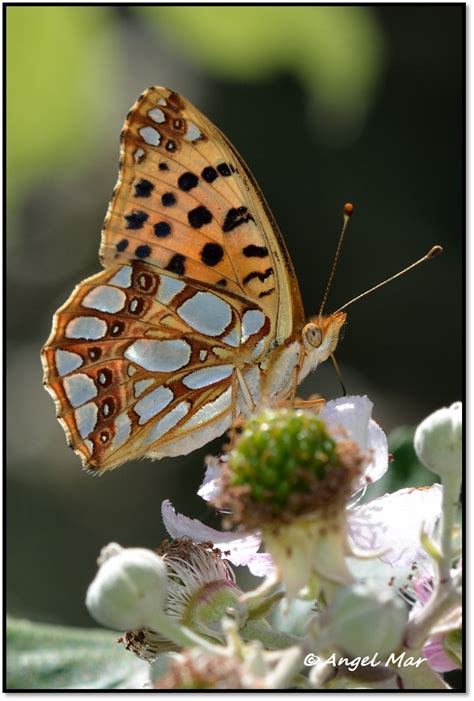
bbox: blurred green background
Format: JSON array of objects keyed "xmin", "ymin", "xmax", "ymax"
[{"xmin": 7, "ymin": 6, "xmax": 463, "ymax": 627}]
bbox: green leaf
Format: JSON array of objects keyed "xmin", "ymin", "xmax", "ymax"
[{"xmin": 6, "ymin": 616, "xmax": 149, "ymax": 690}]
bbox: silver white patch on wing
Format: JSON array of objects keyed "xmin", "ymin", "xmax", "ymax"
[
  {"xmin": 156, "ymin": 276, "xmax": 185, "ymax": 305},
  {"xmin": 241, "ymin": 366, "xmax": 261, "ymax": 407},
  {"xmin": 250, "ymin": 337, "xmax": 266, "ymax": 361},
  {"xmin": 134, "ymin": 378, "xmax": 155, "ymax": 397},
  {"xmin": 139, "ymin": 126, "xmax": 161, "ymax": 146},
  {"xmin": 82, "ymin": 286, "xmax": 126, "ymax": 313},
  {"xmin": 55, "ymin": 349, "xmax": 83, "ymax": 377},
  {"xmin": 65, "ymin": 316, "xmax": 107, "ymax": 340},
  {"xmin": 241, "ymin": 310, "xmax": 265, "ymax": 343},
  {"xmin": 144, "ymin": 401, "xmax": 190, "ymax": 445},
  {"xmin": 112, "ymin": 412, "xmax": 132, "ymax": 450},
  {"xmin": 184, "ymin": 121, "xmax": 202, "ymax": 142},
  {"xmin": 109, "ymin": 266, "xmax": 132, "ymax": 288},
  {"xmin": 185, "ymin": 387, "xmax": 232, "ymax": 429},
  {"xmin": 124, "ymin": 339, "xmax": 191, "ymax": 372},
  {"xmin": 148, "ymin": 107, "xmax": 166, "ymax": 123},
  {"xmin": 177, "ymin": 292, "xmax": 232, "ymax": 336},
  {"xmin": 63, "ymin": 373, "xmax": 98, "ymax": 408},
  {"xmin": 134, "ymin": 386, "xmax": 174, "ymax": 424},
  {"xmin": 157, "ymin": 97, "xmax": 167, "ymax": 106},
  {"xmin": 182, "ymin": 365, "xmax": 233, "ymax": 390},
  {"xmin": 134, "ymin": 147, "xmax": 145, "ymax": 163},
  {"xmin": 74, "ymin": 402, "xmax": 98, "ymax": 439},
  {"xmin": 222, "ymin": 326, "xmax": 240, "ymax": 348},
  {"xmin": 199, "ymin": 350, "xmax": 208, "ymax": 362}
]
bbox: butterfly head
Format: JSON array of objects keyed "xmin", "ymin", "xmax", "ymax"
[{"xmin": 302, "ymin": 311, "xmax": 347, "ymax": 365}]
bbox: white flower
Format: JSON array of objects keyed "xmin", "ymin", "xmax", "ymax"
[
  {"xmin": 348, "ymin": 485, "xmax": 443, "ymax": 567},
  {"xmin": 198, "ymin": 396, "xmax": 388, "ymax": 503},
  {"xmin": 161, "ymin": 500, "xmax": 262, "ymax": 568},
  {"xmin": 197, "ymin": 396, "xmax": 441, "ymax": 574},
  {"xmin": 319, "ymin": 396, "xmax": 388, "ymax": 488}
]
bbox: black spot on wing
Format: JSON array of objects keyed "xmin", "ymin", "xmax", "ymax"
[
  {"xmin": 134, "ymin": 179, "xmax": 154, "ymax": 197},
  {"xmin": 162, "ymin": 192, "xmax": 176, "ymax": 207},
  {"xmin": 135, "ymin": 245, "xmax": 151, "ymax": 258},
  {"xmin": 125, "ymin": 211, "xmax": 149, "ymax": 229},
  {"xmin": 188, "ymin": 206, "xmax": 213, "ymax": 228},
  {"xmin": 201, "ymin": 166, "xmax": 218, "ymax": 183},
  {"xmin": 242, "ymin": 244, "xmax": 269, "ymax": 258},
  {"xmin": 217, "ymin": 162, "xmax": 232, "ymax": 176},
  {"xmin": 166, "ymin": 254, "xmax": 186, "ymax": 275},
  {"xmin": 259, "ymin": 288, "xmax": 275, "ymax": 298},
  {"xmin": 154, "ymin": 221, "xmax": 171, "ymax": 238},
  {"xmin": 201, "ymin": 243, "xmax": 224, "ymax": 266},
  {"xmin": 223, "ymin": 207, "xmax": 255, "ymax": 233},
  {"xmin": 116, "ymin": 239, "xmax": 129, "ymax": 252},
  {"xmin": 178, "ymin": 172, "xmax": 199, "ymax": 191},
  {"xmin": 242, "ymin": 267, "xmax": 274, "ymax": 285}
]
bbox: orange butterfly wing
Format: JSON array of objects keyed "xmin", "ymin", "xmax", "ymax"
[{"xmin": 100, "ymin": 86, "xmax": 304, "ymax": 344}]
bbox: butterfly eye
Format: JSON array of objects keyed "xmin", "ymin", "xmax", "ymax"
[{"xmin": 304, "ymin": 323, "xmax": 323, "ymax": 348}]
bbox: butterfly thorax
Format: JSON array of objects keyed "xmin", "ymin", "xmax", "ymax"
[{"xmin": 257, "ymin": 311, "xmax": 346, "ymax": 405}]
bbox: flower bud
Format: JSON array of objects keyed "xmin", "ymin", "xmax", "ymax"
[
  {"xmin": 86, "ymin": 544, "xmax": 168, "ymax": 631},
  {"xmin": 414, "ymin": 402, "xmax": 462, "ymax": 480},
  {"xmin": 328, "ymin": 582, "xmax": 408, "ymax": 659}
]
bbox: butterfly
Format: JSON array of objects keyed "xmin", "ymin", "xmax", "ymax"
[{"xmin": 42, "ymin": 87, "xmax": 346, "ymax": 473}]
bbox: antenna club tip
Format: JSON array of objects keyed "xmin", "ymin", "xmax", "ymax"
[
  {"xmin": 343, "ymin": 202, "xmax": 354, "ymax": 217},
  {"xmin": 427, "ymin": 245, "xmax": 443, "ymax": 259}
]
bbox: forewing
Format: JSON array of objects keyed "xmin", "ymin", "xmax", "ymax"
[{"xmin": 100, "ymin": 86, "xmax": 305, "ymax": 344}]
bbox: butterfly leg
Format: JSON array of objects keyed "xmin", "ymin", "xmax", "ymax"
[
  {"xmin": 227, "ymin": 368, "xmax": 257, "ymax": 448},
  {"xmin": 288, "ymin": 344, "xmax": 306, "ymax": 404},
  {"xmin": 228, "ymin": 371, "xmax": 239, "ymax": 447},
  {"xmin": 236, "ymin": 368, "xmax": 256, "ymax": 414},
  {"xmin": 292, "ymin": 396, "xmax": 325, "ymax": 412}
]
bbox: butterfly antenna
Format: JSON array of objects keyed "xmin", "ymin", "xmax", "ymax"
[
  {"xmin": 319, "ymin": 203, "xmax": 354, "ymax": 317},
  {"xmin": 330, "ymin": 354, "xmax": 347, "ymax": 396},
  {"xmin": 335, "ymin": 245, "xmax": 443, "ymax": 313}
]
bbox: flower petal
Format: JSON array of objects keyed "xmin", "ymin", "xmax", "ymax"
[
  {"xmin": 161, "ymin": 500, "xmax": 262, "ymax": 568},
  {"xmin": 320, "ymin": 395, "xmax": 388, "ymax": 486},
  {"xmin": 348, "ymin": 484, "xmax": 443, "ymax": 566},
  {"xmin": 424, "ymin": 635, "xmax": 459, "ymax": 673},
  {"xmin": 197, "ymin": 455, "xmax": 224, "ymax": 502},
  {"xmin": 246, "ymin": 552, "xmax": 275, "ymax": 578}
]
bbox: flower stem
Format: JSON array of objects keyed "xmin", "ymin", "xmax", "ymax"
[{"xmin": 439, "ymin": 474, "xmax": 460, "ymax": 583}]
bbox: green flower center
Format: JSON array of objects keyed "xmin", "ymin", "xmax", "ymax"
[{"xmin": 228, "ymin": 408, "xmax": 339, "ymax": 510}]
